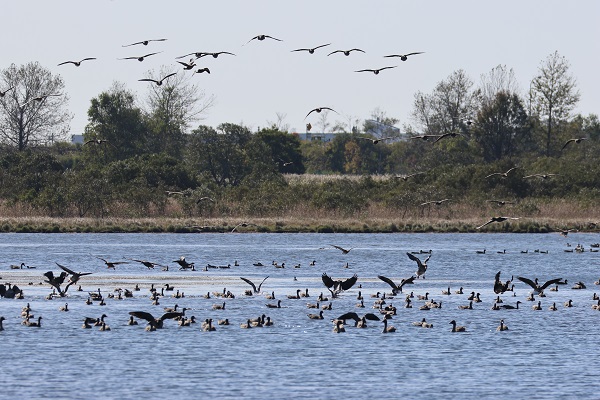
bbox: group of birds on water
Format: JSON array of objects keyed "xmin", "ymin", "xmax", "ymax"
[{"xmin": 2, "ymin": 240, "xmax": 599, "ymax": 334}]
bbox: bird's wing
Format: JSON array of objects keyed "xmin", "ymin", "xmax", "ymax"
[
  {"xmin": 517, "ymin": 276, "xmax": 538, "ymax": 290},
  {"xmin": 405, "ymin": 52, "xmax": 424, "ymax": 56},
  {"xmin": 330, "ymin": 244, "xmax": 347, "ymax": 253},
  {"xmin": 351, "ymin": 48, "xmax": 365, "ymax": 53},
  {"xmin": 354, "ymin": 69, "xmax": 373, "ymax": 73},
  {"xmin": 327, "ymin": 50, "xmax": 342, "ymax": 56},
  {"xmin": 485, "ymin": 172, "xmax": 501, "ymax": 178},
  {"xmin": 363, "ymin": 313, "xmax": 381, "ymax": 321},
  {"xmin": 406, "ymin": 252, "xmax": 423, "ymax": 267},
  {"xmin": 160, "ymin": 312, "xmax": 183, "ymax": 321},
  {"xmin": 257, "ymin": 276, "xmax": 269, "ymax": 291},
  {"xmin": 138, "ymin": 79, "xmax": 158, "ymax": 83},
  {"xmin": 336, "ymin": 312, "xmax": 359, "ymax": 322},
  {"xmin": 341, "ymin": 274, "xmax": 358, "ymax": 291},
  {"xmin": 399, "ymin": 275, "xmax": 416, "ymax": 288},
  {"xmin": 476, "ymin": 219, "xmax": 494, "ymax": 230},
  {"xmin": 122, "ymin": 41, "xmax": 144, "ymax": 47},
  {"xmin": 377, "ymin": 275, "xmax": 398, "ymax": 290},
  {"xmin": 305, "ymin": 109, "xmax": 317, "ymax": 119},
  {"xmin": 240, "ymin": 277, "xmax": 257, "ymax": 292},
  {"xmin": 424, "ymin": 254, "xmax": 432, "ymax": 264},
  {"xmin": 561, "ymin": 139, "xmax": 575, "ymax": 150},
  {"xmin": 291, "ymin": 48, "xmax": 310, "ymax": 52},
  {"xmin": 539, "ymin": 278, "xmax": 564, "ymax": 291},
  {"xmin": 321, "ymin": 273, "xmax": 335, "ymax": 288},
  {"xmin": 57, "ymin": 61, "xmax": 75, "ymax": 66},
  {"xmin": 264, "ymin": 35, "xmax": 282, "ymax": 41},
  {"xmin": 381, "ymin": 66, "xmax": 397, "ymax": 71},
  {"xmin": 81, "ymin": 58, "xmax": 96, "ymax": 62},
  {"xmin": 161, "ymin": 72, "xmax": 177, "ymax": 81},
  {"xmin": 129, "ymin": 311, "xmax": 155, "ymax": 322},
  {"xmin": 495, "ymin": 271, "xmax": 501, "ymax": 284},
  {"xmin": 56, "ymin": 262, "xmax": 76, "ymax": 276}
]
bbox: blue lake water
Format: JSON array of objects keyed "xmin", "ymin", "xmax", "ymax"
[{"xmin": 1, "ymin": 232, "xmax": 599, "ymax": 399}]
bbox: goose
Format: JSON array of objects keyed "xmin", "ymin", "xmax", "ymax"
[
  {"xmin": 218, "ymin": 319, "xmax": 230, "ymax": 325},
  {"xmin": 327, "ymin": 48, "xmax": 365, "ymax": 56},
  {"xmin": 335, "ymin": 312, "xmax": 380, "ymax": 326},
  {"xmin": 571, "ymin": 281, "xmax": 586, "ymax": 290},
  {"xmin": 499, "ymin": 301, "xmax": 521, "ymax": 310},
  {"xmin": 59, "ymin": 303, "xmax": 69, "ymax": 312},
  {"xmin": 412, "ymin": 318, "xmax": 429, "ymax": 327},
  {"xmin": 264, "ymin": 317, "xmax": 274, "ymax": 327},
  {"xmin": 523, "ymin": 173, "xmax": 559, "ymax": 180},
  {"xmin": 354, "ymin": 66, "xmax": 397, "ymax": 74},
  {"xmin": 307, "ymin": 310, "xmax": 324, "ymax": 320},
  {"xmin": 497, "ymin": 249, "xmax": 507, "ymax": 254},
  {"xmin": 26, "ymin": 316, "xmax": 43, "ymax": 327},
  {"xmin": 307, "ymin": 301, "xmax": 320, "ymax": 309},
  {"xmin": 494, "ymin": 296, "xmax": 503, "ymax": 304},
  {"xmin": 329, "ymin": 244, "xmax": 353, "ymax": 254},
  {"xmin": 128, "ymin": 311, "xmax": 184, "ymax": 329},
  {"xmin": 383, "ymin": 52, "xmax": 424, "ymax": 61},
  {"xmin": 82, "ymin": 318, "xmax": 93, "ymax": 329},
  {"xmin": 306, "ymin": 107, "xmax": 338, "ymax": 120},
  {"xmin": 240, "ymin": 319, "xmax": 252, "ymax": 329},
  {"xmin": 494, "ymin": 271, "xmax": 513, "ymax": 294},
  {"xmin": 119, "ymin": 52, "xmax": 162, "ymax": 62},
  {"xmin": 377, "ymin": 275, "xmax": 416, "ymax": 295},
  {"xmin": 356, "ymin": 291, "xmax": 363, "ymax": 300},
  {"xmin": 359, "ymin": 136, "xmax": 395, "ymax": 145},
  {"xmin": 455, "ymin": 287, "xmax": 463, "ymax": 294},
  {"xmin": 287, "ymin": 289, "xmax": 302, "ymax": 300},
  {"xmin": 163, "ymin": 304, "xmax": 179, "ymax": 313},
  {"xmin": 99, "ymin": 322, "xmax": 111, "ymax": 331},
  {"xmin": 549, "ymin": 302, "xmax": 558, "ymax": 311},
  {"xmin": 333, "ymin": 320, "xmax": 346, "ymax": 333},
  {"xmin": 93, "ymin": 314, "xmax": 108, "ymax": 326},
  {"xmin": 127, "ymin": 316, "xmax": 138, "ymax": 326},
  {"xmin": 173, "ymin": 256, "xmax": 194, "ymax": 270},
  {"xmin": 382, "ymin": 319, "xmax": 396, "ymax": 333},
  {"xmin": 449, "ymin": 320, "xmax": 466, "ymax": 332},
  {"xmin": 564, "ymin": 299, "xmax": 573, "ymax": 308},
  {"xmin": 266, "ymin": 300, "xmax": 281, "ymax": 309},
  {"xmin": 0, "ymin": 316, "xmax": 5, "ymax": 331},
  {"xmin": 593, "ymin": 293, "xmax": 599, "ymax": 301},
  {"xmin": 122, "ymin": 39, "xmax": 167, "ymax": 47},
  {"xmin": 291, "ymin": 43, "xmax": 331, "ymax": 54},
  {"xmin": 202, "ymin": 319, "xmax": 216, "ymax": 332},
  {"xmin": 0, "ymin": 86, "xmax": 15, "ymax": 97},
  {"xmin": 240, "ymin": 276, "xmax": 269, "ymax": 294},
  {"xmin": 490, "ymin": 302, "xmax": 500, "ymax": 310},
  {"xmin": 458, "ymin": 301, "xmax": 473, "ymax": 310},
  {"xmin": 532, "ymin": 301, "xmax": 542, "ymax": 310},
  {"xmin": 57, "ymin": 58, "xmax": 96, "ymax": 67},
  {"xmin": 85, "ymin": 297, "xmax": 92, "ymax": 305},
  {"xmin": 96, "ymin": 257, "xmax": 128, "ymax": 269},
  {"xmin": 476, "ymin": 249, "xmax": 486, "ymax": 254},
  {"xmin": 496, "ymin": 320, "xmax": 509, "ymax": 331},
  {"xmin": 417, "ymin": 292, "xmax": 429, "ymax": 301},
  {"xmin": 526, "ymin": 293, "xmax": 536, "ymax": 302},
  {"xmin": 212, "ymin": 302, "xmax": 226, "ymax": 310},
  {"xmin": 407, "ymin": 252, "xmax": 430, "ymax": 279},
  {"xmin": 517, "ymin": 276, "xmax": 563, "ymax": 295},
  {"xmin": 245, "ymin": 34, "xmax": 282, "ymax": 45},
  {"xmin": 549, "ymin": 285, "xmax": 559, "ymax": 292},
  {"xmin": 476, "ymin": 216, "xmax": 520, "ymax": 230},
  {"xmin": 562, "ymin": 137, "xmax": 587, "ymax": 150},
  {"xmin": 485, "ymin": 167, "xmax": 519, "ymax": 179}
]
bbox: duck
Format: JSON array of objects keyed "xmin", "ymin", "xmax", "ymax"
[
  {"xmin": 593, "ymin": 293, "xmax": 599, "ymax": 301},
  {"xmin": 449, "ymin": 320, "xmax": 466, "ymax": 332},
  {"xmin": 442, "ymin": 287, "xmax": 451, "ymax": 295},
  {"xmin": 496, "ymin": 320, "xmax": 509, "ymax": 331},
  {"xmin": 82, "ymin": 318, "xmax": 93, "ymax": 329},
  {"xmin": 417, "ymin": 292, "xmax": 429, "ymax": 301}
]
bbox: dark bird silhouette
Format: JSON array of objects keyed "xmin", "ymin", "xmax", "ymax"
[
  {"xmin": 119, "ymin": 52, "xmax": 162, "ymax": 62},
  {"xmin": 407, "ymin": 252, "xmax": 430, "ymax": 279},
  {"xmin": 409, "ymin": 134, "xmax": 441, "ymax": 141},
  {"xmin": 486, "ymin": 200, "xmax": 514, "ymax": 206},
  {"xmin": 231, "ymin": 222, "xmax": 256, "ymax": 232},
  {"xmin": 523, "ymin": 173, "xmax": 559, "ymax": 179},
  {"xmin": 196, "ymin": 196, "xmax": 215, "ymax": 204},
  {"xmin": 330, "ymin": 244, "xmax": 353, "ymax": 254},
  {"xmin": 291, "ymin": 43, "xmax": 331, "ymax": 54},
  {"xmin": 322, "ymin": 273, "xmax": 358, "ymax": 292},
  {"xmin": 517, "ymin": 276, "xmax": 563, "ymax": 295},
  {"xmin": 83, "ymin": 138, "xmax": 116, "ymax": 148},
  {"xmin": 197, "ymin": 51, "xmax": 236, "ymax": 58},
  {"xmin": 55, "ymin": 262, "xmax": 92, "ymax": 293},
  {"xmin": 335, "ymin": 312, "xmax": 380, "ymax": 326},
  {"xmin": 240, "ymin": 276, "xmax": 269, "ymax": 293},
  {"xmin": 0, "ymin": 86, "xmax": 15, "ymax": 97},
  {"xmin": 305, "ymin": 107, "xmax": 338, "ymax": 119},
  {"xmin": 434, "ymin": 132, "xmax": 464, "ymax": 143},
  {"xmin": 485, "ymin": 167, "xmax": 519, "ymax": 179},
  {"xmin": 327, "ymin": 48, "xmax": 365, "ymax": 56},
  {"xmin": 177, "ymin": 60, "xmax": 196, "ymax": 70},
  {"xmin": 245, "ymin": 34, "xmax": 282, "ymax": 44},
  {"xmin": 19, "ymin": 93, "xmax": 62, "ymax": 108},
  {"xmin": 476, "ymin": 216, "xmax": 520, "ymax": 230},
  {"xmin": 96, "ymin": 257, "xmax": 128, "ymax": 269},
  {"xmin": 128, "ymin": 311, "xmax": 183, "ymax": 329},
  {"xmin": 359, "ymin": 136, "xmax": 395, "ymax": 144},
  {"xmin": 494, "ymin": 271, "xmax": 512, "ymax": 294},
  {"xmin": 562, "ymin": 137, "xmax": 586, "ymax": 150},
  {"xmin": 420, "ymin": 199, "xmax": 450, "ymax": 206},
  {"xmin": 355, "ymin": 66, "xmax": 397, "ymax": 74},
  {"xmin": 383, "ymin": 52, "xmax": 424, "ymax": 61},
  {"xmin": 43, "ymin": 271, "xmax": 68, "ymax": 295},
  {"xmin": 125, "ymin": 258, "xmax": 166, "ymax": 269},
  {"xmin": 378, "ymin": 275, "xmax": 416, "ymax": 295},
  {"xmin": 173, "ymin": 256, "xmax": 194, "ymax": 270},
  {"xmin": 57, "ymin": 58, "xmax": 96, "ymax": 66},
  {"xmin": 138, "ymin": 72, "xmax": 176, "ymax": 86},
  {"xmin": 122, "ymin": 39, "xmax": 167, "ymax": 47},
  {"xmin": 193, "ymin": 68, "xmax": 211, "ymax": 75},
  {"xmin": 559, "ymin": 228, "xmax": 578, "ymax": 237}
]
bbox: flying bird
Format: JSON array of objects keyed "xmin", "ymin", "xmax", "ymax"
[
  {"xmin": 420, "ymin": 199, "xmax": 450, "ymax": 206},
  {"xmin": 523, "ymin": 173, "xmax": 559, "ymax": 179},
  {"xmin": 240, "ymin": 276, "xmax": 269, "ymax": 294},
  {"xmin": 517, "ymin": 276, "xmax": 563, "ymax": 295},
  {"xmin": 355, "ymin": 66, "xmax": 397, "ymax": 74},
  {"xmin": 177, "ymin": 60, "xmax": 196, "ymax": 70},
  {"xmin": 125, "ymin": 258, "xmax": 167, "ymax": 269},
  {"xmin": 83, "ymin": 139, "xmax": 116, "ymax": 148},
  {"xmin": 305, "ymin": 107, "xmax": 338, "ymax": 119},
  {"xmin": 359, "ymin": 136, "xmax": 394, "ymax": 144},
  {"xmin": 138, "ymin": 72, "xmax": 177, "ymax": 86},
  {"xmin": 407, "ymin": 252, "xmax": 430, "ymax": 279},
  {"xmin": 434, "ymin": 132, "xmax": 464, "ymax": 143},
  {"xmin": 330, "ymin": 244, "xmax": 353, "ymax": 254},
  {"xmin": 377, "ymin": 275, "xmax": 416, "ymax": 295},
  {"xmin": 476, "ymin": 216, "xmax": 520, "ymax": 230},
  {"xmin": 291, "ymin": 43, "xmax": 331, "ymax": 54},
  {"xmin": 383, "ymin": 52, "xmax": 425, "ymax": 61},
  {"xmin": 409, "ymin": 134, "xmax": 441, "ymax": 141},
  {"xmin": 199, "ymin": 51, "xmax": 236, "ymax": 58},
  {"xmin": 485, "ymin": 167, "xmax": 519, "ymax": 179},
  {"xmin": 96, "ymin": 257, "xmax": 128, "ymax": 269},
  {"xmin": 561, "ymin": 137, "xmax": 587, "ymax": 150},
  {"xmin": 119, "ymin": 52, "xmax": 162, "ymax": 62},
  {"xmin": 486, "ymin": 200, "xmax": 514, "ymax": 206},
  {"xmin": 245, "ymin": 35, "xmax": 282, "ymax": 45},
  {"xmin": 494, "ymin": 271, "xmax": 512, "ymax": 294},
  {"xmin": 55, "ymin": 262, "xmax": 92, "ymax": 288},
  {"xmin": 122, "ymin": 39, "xmax": 167, "ymax": 47},
  {"xmin": 322, "ymin": 273, "xmax": 358, "ymax": 292},
  {"xmin": 327, "ymin": 49, "xmax": 365, "ymax": 56},
  {"xmin": 57, "ymin": 58, "xmax": 96, "ymax": 66},
  {"xmin": 193, "ymin": 68, "xmax": 211, "ymax": 75},
  {"xmin": 128, "ymin": 311, "xmax": 182, "ymax": 330}
]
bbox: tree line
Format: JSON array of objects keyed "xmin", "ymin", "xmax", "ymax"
[{"xmin": 0, "ymin": 52, "xmax": 598, "ymax": 220}]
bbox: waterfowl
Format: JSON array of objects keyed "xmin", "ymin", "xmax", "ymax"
[
  {"xmin": 85, "ymin": 297, "xmax": 92, "ymax": 305},
  {"xmin": 593, "ymin": 293, "xmax": 599, "ymax": 301},
  {"xmin": 127, "ymin": 316, "xmax": 138, "ymax": 326},
  {"xmin": 499, "ymin": 301, "xmax": 521, "ymax": 310},
  {"xmin": 122, "ymin": 39, "xmax": 167, "ymax": 47},
  {"xmin": 485, "ymin": 167, "xmax": 519, "ymax": 179},
  {"xmin": 382, "ymin": 319, "xmax": 396, "ymax": 333},
  {"xmin": 218, "ymin": 319, "xmax": 229, "ymax": 325},
  {"xmin": 383, "ymin": 52, "xmax": 424, "ymax": 61},
  {"xmin": 307, "ymin": 301, "xmax": 320, "ymax": 309},
  {"xmin": 300, "ymin": 289, "xmax": 310, "ymax": 298},
  {"xmin": 455, "ymin": 287, "xmax": 464, "ymax": 294},
  {"xmin": 354, "ymin": 66, "xmax": 397, "ymax": 74},
  {"xmin": 287, "ymin": 289, "xmax": 302, "ymax": 300},
  {"xmin": 494, "ymin": 271, "xmax": 512, "ymax": 294},
  {"xmin": 57, "ymin": 58, "xmax": 96, "ymax": 66},
  {"xmin": 245, "ymin": 34, "xmax": 282, "ymax": 44},
  {"xmin": 264, "ymin": 317, "xmax": 273, "ymax": 326},
  {"xmin": 333, "ymin": 320, "xmax": 345, "ymax": 333},
  {"xmin": 119, "ymin": 52, "xmax": 162, "ymax": 62},
  {"xmin": 564, "ymin": 299, "xmax": 573, "ymax": 307},
  {"xmin": 96, "ymin": 257, "xmax": 128, "ymax": 269},
  {"xmin": 99, "ymin": 322, "xmax": 111, "ymax": 331},
  {"xmin": 266, "ymin": 300, "xmax": 282, "ymax": 309},
  {"xmin": 240, "ymin": 276, "xmax": 269, "ymax": 294},
  {"xmin": 532, "ymin": 301, "xmax": 542, "ymax": 310},
  {"xmin": 82, "ymin": 318, "xmax": 93, "ymax": 329},
  {"xmin": 202, "ymin": 319, "xmax": 216, "ymax": 332},
  {"xmin": 377, "ymin": 275, "xmax": 415, "ymax": 295},
  {"xmin": 407, "ymin": 252, "xmax": 430, "ymax": 279},
  {"xmin": 523, "ymin": 173, "xmax": 559, "ymax": 180},
  {"xmin": 571, "ymin": 281, "xmax": 586, "ymax": 290},
  {"xmin": 449, "ymin": 320, "xmax": 466, "ymax": 332},
  {"xmin": 240, "ymin": 319, "xmax": 252, "ymax": 329},
  {"xmin": 562, "ymin": 137, "xmax": 587, "ymax": 150},
  {"xmin": 212, "ymin": 302, "xmax": 226, "ymax": 310},
  {"xmin": 291, "ymin": 43, "xmax": 330, "ymax": 54},
  {"xmin": 549, "ymin": 302, "xmax": 558, "ymax": 311},
  {"xmin": 139, "ymin": 73, "xmax": 177, "ymax": 86},
  {"xmin": 496, "ymin": 320, "xmax": 509, "ymax": 331},
  {"xmin": 476, "ymin": 216, "xmax": 520, "ymax": 230},
  {"xmin": 163, "ymin": 304, "xmax": 178, "ymax": 313},
  {"xmin": 59, "ymin": 303, "xmax": 69, "ymax": 312},
  {"xmin": 307, "ymin": 310, "xmax": 324, "ymax": 320},
  {"xmin": 26, "ymin": 316, "xmax": 43, "ymax": 327},
  {"xmin": 356, "ymin": 299, "xmax": 365, "ymax": 308},
  {"xmin": 0, "ymin": 316, "xmax": 5, "ymax": 331},
  {"xmin": 321, "ymin": 273, "xmax": 358, "ymax": 293},
  {"xmin": 526, "ymin": 293, "xmax": 536, "ymax": 301},
  {"xmin": 458, "ymin": 301, "xmax": 473, "ymax": 310},
  {"xmin": 359, "ymin": 136, "xmax": 395, "ymax": 145},
  {"xmin": 327, "ymin": 48, "xmax": 365, "ymax": 56},
  {"xmin": 128, "ymin": 311, "xmax": 184, "ymax": 329},
  {"xmin": 417, "ymin": 292, "xmax": 429, "ymax": 301},
  {"xmin": 517, "ymin": 276, "xmax": 563, "ymax": 295}
]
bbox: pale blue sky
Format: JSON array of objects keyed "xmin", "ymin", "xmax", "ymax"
[{"xmin": 3, "ymin": 1, "xmax": 598, "ymax": 137}]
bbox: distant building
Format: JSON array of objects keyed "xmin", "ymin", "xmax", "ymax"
[
  {"xmin": 71, "ymin": 134, "xmax": 84, "ymax": 144},
  {"xmin": 293, "ymin": 132, "xmax": 340, "ymax": 142},
  {"xmin": 363, "ymin": 119, "xmax": 401, "ymax": 138}
]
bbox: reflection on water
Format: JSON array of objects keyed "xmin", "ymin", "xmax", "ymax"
[{"xmin": 1, "ymin": 232, "xmax": 599, "ymax": 399}]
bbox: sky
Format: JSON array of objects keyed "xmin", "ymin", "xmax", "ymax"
[{"xmin": 2, "ymin": 1, "xmax": 599, "ymax": 139}]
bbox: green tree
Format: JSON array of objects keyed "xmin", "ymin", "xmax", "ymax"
[
  {"xmin": 0, "ymin": 62, "xmax": 71, "ymax": 151},
  {"xmin": 530, "ymin": 51, "xmax": 580, "ymax": 156},
  {"xmin": 254, "ymin": 126, "xmax": 305, "ymax": 174}
]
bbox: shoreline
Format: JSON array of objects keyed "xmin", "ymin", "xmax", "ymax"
[{"xmin": 0, "ymin": 216, "xmax": 597, "ymax": 234}]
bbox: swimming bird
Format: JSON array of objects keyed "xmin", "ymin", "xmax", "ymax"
[
  {"xmin": 291, "ymin": 43, "xmax": 331, "ymax": 54},
  {"xmin": 119, "ymin": 52, "xmax": 162, "ymax": 62},
  {"xmin": 59, "ymin": 303, "xmax": 69, "ymax": 312},
  {"xmin": 202, "ymin": 319, "xmax": 216, "ymax": 332},
  {"xmin": 26, "ymin": 316, "xmax": 43, "ymax": 328},
  {"xmin": 499, "ymin": 301, "xmax": 521, "ymax": 310},
  {"xmin": 307, "ymin": 310, "xmax": 324, "ymax": 320},
  {"xmin": 128, "ymin": 311, "xmax": 183, "ymax": 329},
  {"xmin": 564, "ymin": 299, "xmax": 574, "ymax": 307},
  {"xmin": 321, "ymin": 273, "xmax": 358, "ymax": 292},
  {"xmin": 497, "ymin": 320, "xmax": 509, "ymax": 331},
  {"xmin": 485, "ymin": 167, "xmax": 519, "ymax": 179},
  {"xmin": 176, "ymin": 60, "xmax": 196, "ymax": 70},
  {"xmin": 57, "ymin": 58, "xmax": 96, "ymax": 66},
  {"xmin": 476, "ymin": 216, "xmax": 520, "ymax": 230},
  {"xmin": 245, "ymin": 34, "xmax": 282, "ymax": 44},
  {"xmin": 240, "ymin": 276, "xmax": 269, "ymax": 294},
  {"xmin": 562, "ymin": 137, "xmax": 586, "ymax": 150},
  {"xmin": 96, "ymin": 257, "xmax": 128, "ymax": 269},
  {"xmin": 218, "ymin": 319, "xmax": 229, "ymax": 325},
  {"xmin": 355, "ymin": 66, "xmax": 397, "ymax": 74},
  {"xmin": 333, "ymin": 320, "xmax": 345, "ymax": 333},
  {"xmin": 266, "ymin": 300, "xmax": 281, "ymax": 309},
  {"xmin": 127, "ymin": 316, "xmax": 138, "ymax": 326},
  {"xmin": 377, "ymin": 275, "xmax": 416, "ymax": 295},
  {"xmin": 138, "ymin": 72, "xmax": 176, "ymax": 86},
  {"xmin": 240, "ymin": 319, "xmax": 252, "ymax": 329},
  {"xmin": 327, "ymin": 48, "xmax": 365, "ymax": 56},
  {"xmin": 494, "ymin": 271, "xmax": 512, "ymax": 294},
  {"xmin": 305, "ymin": 107, "xmax": 338, "ymax": 119},
  {"xmin": 382, "ymin": 319, "xmax": 396, "ymax": 333},
  {"xmin": 406, "ymin": 252, "xmax": 430, "ymax": 279},
  {"xmin": 383, "ymin": 52, "xmax": 424, "ymax": 61},
  {"xmin": 212, "ymin": 302, "xmax": 226, "ymax": 310},
  {"xmin": 122, "ymin": 39, "xmax": 167, "ymax": 47},
  {"xmin": 532, "ymin": 301, "xmax": 543, "ymax": 310},
  {"xmin": 517, "ymin": 276, "xmax": 563, "ymax": 295},
  {"xmin": 449, "ymin": 320, "xmax": 466, "ymax": 332},
  {"xmin": 571, "ymin": 281, "xmax": 586, "ymax": 290}
]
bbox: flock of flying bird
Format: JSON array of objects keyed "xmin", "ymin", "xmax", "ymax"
[{"xmin": 2, "ymin": 239, "xmax": 599, "ymax": 334}]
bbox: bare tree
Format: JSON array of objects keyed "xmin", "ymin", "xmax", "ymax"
[
  {"xmin": 0, "ymin": 62, "xmax": 71, "ymax": 151},
  {"xmin": 530, "ymin": 51, "xmax": 580, "ymax": 156},
  {"xmin": 317, "ymin": 110, "xmax": 331, "ymax": 133},
  {"xmin": 266, "ymin": 112, "xmax": 290, "ymax": 132},
  {"xmin": 479, "ymin": 65, "xmax": 520, "ymax": 107}
]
